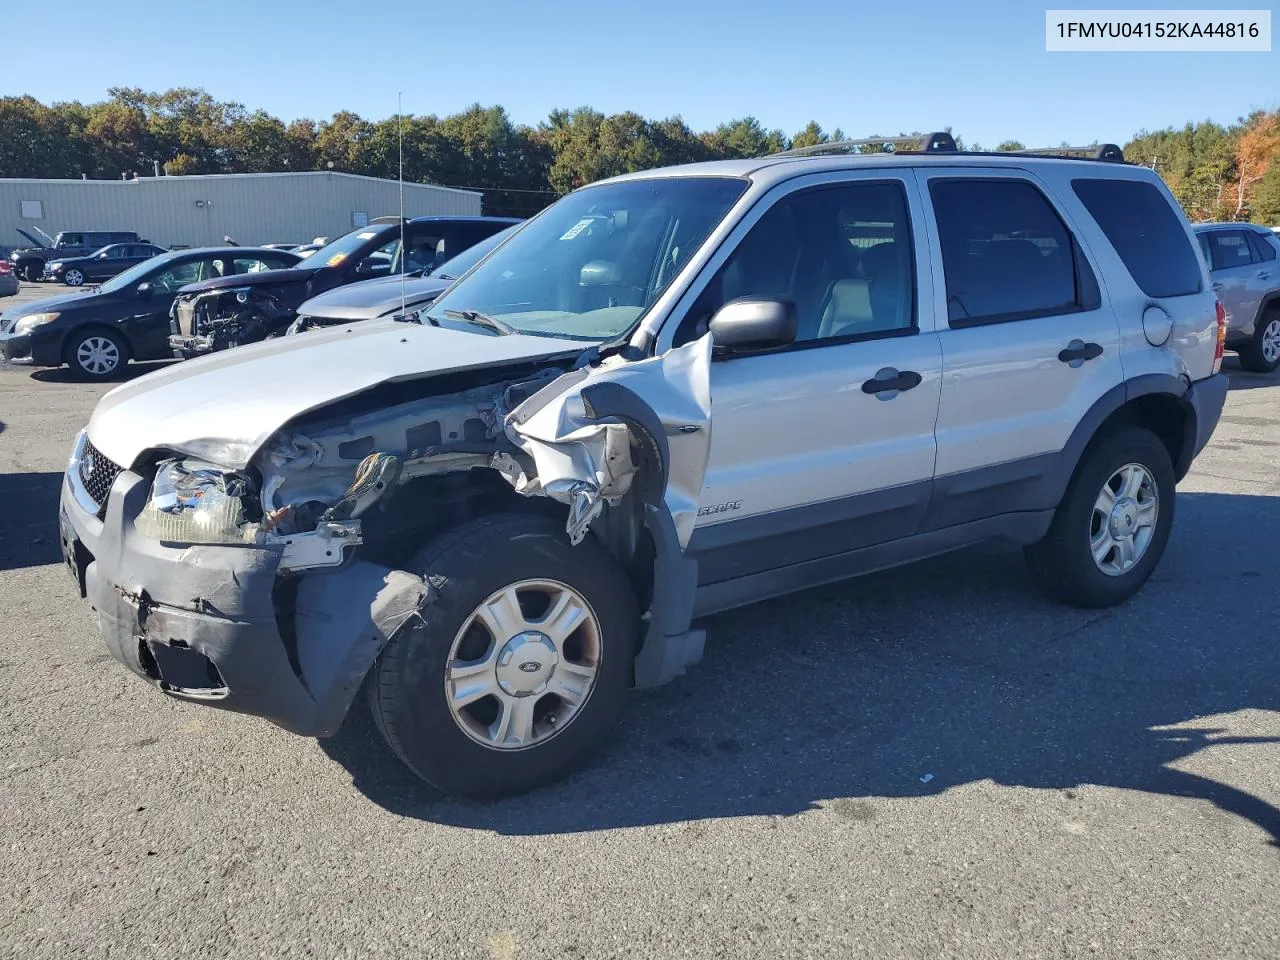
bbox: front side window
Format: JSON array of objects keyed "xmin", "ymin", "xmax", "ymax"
[
  {"xmin": 232, "ymin": 255, "xmax": 294, "ymax": 274},
  {"xmin": 107, "ymin": 245, "xmax": 131, "ymax": 260},
  {"xmin": 1206, "ymin": 230, "xmax": 1253, "ymax": 270},
  {"xmin": 1072, "ymin": 178, "xmax": 1203, "ymax": 297},
  {"xmin": 932, "ymin": 179, "xmax": 1088, "ymax": 326},
  {"xmin": 677, "ymin": 180, "xmax": 915, "ymax": 345},
  {"xmin": 150, "ymin": 258, "xmax": 225, "ymax": 291},
  {"xmin": 426, "ymin": 176, "xmax": 748, "ymax": 341}
]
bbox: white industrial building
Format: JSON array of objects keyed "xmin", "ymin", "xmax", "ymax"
[{"xmin": 0, "ymin": 171, "xmax": 482, "ymax": 250}]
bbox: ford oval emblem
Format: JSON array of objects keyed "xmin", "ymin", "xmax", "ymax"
[{"xmin": 518, "ymin": 661, "xmax": 541, "ymax": 673}]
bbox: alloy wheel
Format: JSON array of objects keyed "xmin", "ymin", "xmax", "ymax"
[
  {"xmin": 445, "ymin": 578, "xmax": 602, "ymax": 751},
  {"xmin": 65, "ymin": 269, "xmax": 85, "ymax": 287},
  {"xmin": 1090, "ymin": 463, "xmax": 1159, "ymax": 576},
  {"xmin": 1262, "ymin": 318, "xmax": 1280, "ymax": 366}
]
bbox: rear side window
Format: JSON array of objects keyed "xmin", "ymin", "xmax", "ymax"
[
  {"xmin": 930, "ymin": 179, "xmax": 1089, "ymax": 326},
  {"xmin": 1246, "ymin": 230, "xmax": 1277, "ymax": 263},
  {"xmin": 1072, "ymin": 179, "xmax": 1202, "ymax": 297}
]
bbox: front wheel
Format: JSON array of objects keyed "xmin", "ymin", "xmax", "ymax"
[
  {"xmin": 66, "ymin": 329, "xmax": 129, "ymax": 380},
  {"xmin": 1238, "ymin": 310, "xmax": 1280, "ymax": 374},
  {"xmin": 63, "ymin": 268, "xmax": 85, "ymax": 287},
  {"xmin": 1025, "ymin": 425, "xmax": 1175, "ymax": 608},
  {"xmin": 367, "ymin": 514, "xmax": 639, "ymax": 797}
]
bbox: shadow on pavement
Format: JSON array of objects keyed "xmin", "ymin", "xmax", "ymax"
[
  {"xmin": 320, "ymin": 490, "xmax": 1280, "ymax": 846},
  {"xmin": 0, "ymin": 472, "xmax": 65, "ymax": 570},
  {"xmin": 30, "ymin": 359, "xmax": 177, "ymax": 385},
  {"xmin": 1224, "ymin": 356, "xmax": 1279, "ymax": 391}
]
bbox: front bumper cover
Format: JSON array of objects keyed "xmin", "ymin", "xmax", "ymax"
[{"xmin": 59, "ymin": 457, "xmax": 428, "ymax": 738}]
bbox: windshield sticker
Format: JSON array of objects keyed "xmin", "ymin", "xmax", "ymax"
[
  {"xmin": 357, "ymin": 232, "xmax": 378, "ymax": 240},
  {"xmin": 326, "ymin": 253, "xmax": 348, "ymax": 267},
  {"xmin": 559, "ymin": 218, "xmax": 594, "ymax": 241}
]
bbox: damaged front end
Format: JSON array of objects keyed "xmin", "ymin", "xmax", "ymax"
[
  {"xmin": 169, "ymin": 286, "xmax": 296, "ymax": 357},
  {"xmin": 64, "ymin": 334, "xmax": 714, "ymax": 738}
]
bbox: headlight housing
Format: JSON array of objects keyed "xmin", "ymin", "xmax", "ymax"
[
  {"xmin": 13, "ymin": 312, "xmax": 60, "ymax": 335},
  {"xmin": 135, "ymin": 458, "xmax": 260, "ymax": 544}
]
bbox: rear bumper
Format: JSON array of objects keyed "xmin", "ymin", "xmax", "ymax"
[
  {"xmin": 1187, "ymin": 372, "xmax": 1229, "ymax": 462},
  {"xmin": 59, "ymin": 445, "xmax": 427, "ymax": 738},
  {"xmin": 0, "ymin": 275, "xmax": 17, "ymax": 297}
]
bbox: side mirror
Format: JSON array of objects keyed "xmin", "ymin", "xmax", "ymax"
[
  {"xmin": 136, "ymin": 282, "xmax": 153, "ymax": 298},
  {"xmin": 708, "ymin": 298, "xmax": 797, "ymax": 353}
]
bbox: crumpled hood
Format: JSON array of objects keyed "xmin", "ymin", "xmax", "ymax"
[
  {"xmin": 298, "ymin": 274, "xmax": 451, "ymax": 321},
  {"xmin": 177, "ymin": 267, "xmax": 317, "ymax": 295},
  {"xmin": 86, "ymin": 320, "xmax": 584, "ymax": 470}
]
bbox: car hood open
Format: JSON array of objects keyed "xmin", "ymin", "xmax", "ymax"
[
  {"xmin": 298, "ymin": 274, "xmax": 452, "ymax": 321},
  {"xmin": 86, "ymin": 319, "xmax": 585, "ymax": 470}
]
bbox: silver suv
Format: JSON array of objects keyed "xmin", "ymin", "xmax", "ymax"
[
  {"xmin": 1193, "ymin": 222, "xmax": 1280, "ymax": 372},
  {"xmin": 57, "ymin": 135, "xmax": 1229, "ymax": 797}
]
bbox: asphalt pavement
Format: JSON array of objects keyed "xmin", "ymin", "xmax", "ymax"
[{"xmin": 2, "ymin": 280, "xmax": 1279, "ymax": 959}]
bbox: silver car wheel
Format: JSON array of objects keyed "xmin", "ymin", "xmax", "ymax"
[
  {"xmin": 445, "ymin": 578, "xmax": 602, "ymax": 751},
  {"xmin": 1090, "ymin": 462, "xmax": 1159, "ymax": 577},
  {"xmin": 65, "ymin": 269, "xmax": 85, "ymax": 287},
  {"xmin": 1262, "ymin": 318, "xmax": 1280, "ymax": 365},
  {"xmin": 76, "ymin": 336, "xmax": 121, "ymax": 376}
]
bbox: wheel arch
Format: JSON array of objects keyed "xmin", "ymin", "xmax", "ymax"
[{"xmin": 1055, "ymin": 375, "xmax": 1196, "ymax": 503}]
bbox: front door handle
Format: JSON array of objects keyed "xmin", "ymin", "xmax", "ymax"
[
  {"xmin": 1058, "ymin": 339, "xmax": 1104, "ymax": 367},
  {"xmin": 861, "ymin": 367, "xmax": 922, "ymax": 399},
  {"xmin": 1212, "ymin": 281, "xmax": 1224, "ymax": 291},
  {"xmin": 1259, "ymin": 271, "xmax": 1272, "ymax": 280}
]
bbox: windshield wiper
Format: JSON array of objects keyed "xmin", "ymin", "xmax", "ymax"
[
  {"xmin": 441, "ymin": 309, "xmax": 516, "ymax": 336},
  {"xmin": 392, "ymin": 309, "xmax": 438, "ymax": 326}
]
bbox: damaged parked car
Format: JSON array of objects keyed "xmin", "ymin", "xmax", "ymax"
[
  {"xmin": 168, "ymin": 216, "xmax": 520, "ymax": 358},
  {"xmin": 1, "ymin": 246, "xmax": 300, "ymax": 379},
  {"xmin": 60, "ymin": 137, "xmax": 1228, "ymax": 797},
  {"xmin": 286, "ymin": 223, "xmax": 521, "ymax": 334}
]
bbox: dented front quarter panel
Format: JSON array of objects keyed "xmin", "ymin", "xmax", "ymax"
[{"xmin": 504, "ymin": 334, "xmax": 714, "ymax": 549}]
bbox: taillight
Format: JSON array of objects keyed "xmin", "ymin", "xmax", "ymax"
[
  {"xmin": 1212, "ymin": 299, "xmax": 1227, "ymax": 374},
  {"xmin": 0, "ymin": 260, "xmax": 9, "ymax": 275}
]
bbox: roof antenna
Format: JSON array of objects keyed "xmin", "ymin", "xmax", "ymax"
[{"xmin": 398, "ymin": 91, "xmax": 407, "ymax": 322}]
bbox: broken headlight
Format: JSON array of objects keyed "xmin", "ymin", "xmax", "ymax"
[{"xmin": 135, "ymin": 458, "xmax": 260, "ymax": 544}]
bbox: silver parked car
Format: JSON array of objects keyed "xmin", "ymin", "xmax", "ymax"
[
  {"xmin": 1193, "ymin": 222, "xmax": 1280, "ymax": 372},
  {"xmin": 57, "ymin": 134, "xmax": 1228, "ymax": 797}
]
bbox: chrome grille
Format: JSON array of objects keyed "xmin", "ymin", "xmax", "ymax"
[
  {"xmin": 78, "ymin": 437, "xmax": 122, "ymax": 510},
  {"xmin": 175, "ymin": 301, "xmax": 196, "ymax": 336}
]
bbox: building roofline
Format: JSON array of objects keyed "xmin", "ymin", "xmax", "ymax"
[{"xmin": 0, "ymin": 170, "xmax": 482, "ymax": 197}]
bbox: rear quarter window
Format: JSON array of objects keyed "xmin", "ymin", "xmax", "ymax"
[{"xmin": 1071, "ymin": 178, "xmax": 1202, "ymax": 298}]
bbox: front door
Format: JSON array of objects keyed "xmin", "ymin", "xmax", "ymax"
[
  {"xmin": 661, "ymin": 173, "xmax": 943, "ymax": 585},
  {"xmin": 1204, "ymin": 228, "xmax": 1259, "ymax": 332}
]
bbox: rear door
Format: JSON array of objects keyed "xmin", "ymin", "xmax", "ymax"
[
  {"xmin": 916, "ymin": 167, "xmax": 1124, "ymax": 530},
  {"xmin": 1204, "ymin": 229, "xmax": 1258, "ymax": 332},
  {"xmin": 660, "ymin": 170, "xmax": 944, "ymax": 585}
]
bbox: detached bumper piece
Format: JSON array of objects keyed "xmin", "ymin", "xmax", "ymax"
[
  {"xmin": 169, "ymin": 333, "xmax": 216, "ymax": 357},
  {"xmin": 60, "ymin": 466, "xmax": 430, "ymax": 737}
]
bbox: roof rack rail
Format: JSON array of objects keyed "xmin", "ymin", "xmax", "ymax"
[
  {"xmin": 1011, "ymin": 143, "xmax": 1125, "ymax": 163},
  {"xmin": 773, "ymin": 131, "xmax": 958, "ymax": 158}
]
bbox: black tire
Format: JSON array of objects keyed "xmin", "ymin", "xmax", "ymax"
[
  {"xmin": 23, "ymin": 263, "xmax": 41, "ymax": 283},
  {"xmin": 1237, "ymin": 309, "xmax": 1280, "ymax": 374},
  {"xmin": 65, "ymin": 328, "xmax": 130, "ymax": 381},
  {"xmin": 1024, "ymin": 425, "xmax": 1175, "ymax": 608},
  {"xmin": 367, "ymin": 514, "xmax": 639, "ymax": 797}
]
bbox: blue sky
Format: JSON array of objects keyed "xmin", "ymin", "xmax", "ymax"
[{"xmin": 3, "ymin": 0, "xmax": 1276, "ymax": 148}]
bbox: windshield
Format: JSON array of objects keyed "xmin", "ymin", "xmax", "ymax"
[
  {"xmin": 427, "ymin": 225, "xmax": 520, "ymax": 279},
  {"xmin": 298, "ymin": 226, "xmax": 393, "ymax": 270},
  {"xmin": 98, "ymin": 251, "xmax": 181, "ymax": 293},
  {"xmin": 426, "ymin": 177, "xmax": 748, "ymax": 340}
]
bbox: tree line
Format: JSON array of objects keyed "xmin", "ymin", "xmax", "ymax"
[{"xmin": 1, "ymin": 88, "xmax": 1277, "ymax": 223}]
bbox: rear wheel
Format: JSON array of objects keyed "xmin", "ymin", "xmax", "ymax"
[
  {"xmin": 367, "ymin": 514, "xmax": 638, "ymax": 797},
  {"xmin": 1238, "ymin": 310, "xmax": 1280, "ymax": 373},
  {"xmin": 23, "ymin": 263, "xmax": 41, "ymax": 283},
  {"xmin": 1025, "ymin": 425, "xmax": 1175, "ymax": 608},
  {"xmin": 66, "ymin": 328, "xmax": 129, "ymax": 380}
]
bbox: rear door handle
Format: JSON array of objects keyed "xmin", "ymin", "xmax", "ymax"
[
  {"xmin": 861, "ymin": 367, "xmax": 922, "ymax": 399},
  {"xmin": 1212, "ymin": 281, "xmax": 1224, "ymax": 290},
  {"xmin": 1058, "ymin": 339, "xmax": 1104, "ymax": 367},
  {"xmin": 1259, "ymin": 271, "xmax": 1272, "ymax": 280}
]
